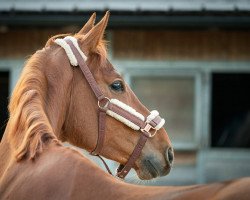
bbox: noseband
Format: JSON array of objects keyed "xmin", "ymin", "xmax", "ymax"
[{"xmin": 55, "ymin": 36, "xmax": 165, "ymax": 179}]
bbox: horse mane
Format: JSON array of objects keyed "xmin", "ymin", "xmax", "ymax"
[
  {"xmin": 46, "ymin": 33, "xmax": 71, "ymax": 47},
  {"xmin": 8, "ymin": 51, "xmax": 60, "ymax": 161},
  {"xmin": 7, "ymin": 32, "xmax": 108, "ymax": 161}
]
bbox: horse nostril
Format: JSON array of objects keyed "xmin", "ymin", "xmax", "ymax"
[{"xmin": 166, "ymin": 147, "xmax": 174, "ymax": 165}]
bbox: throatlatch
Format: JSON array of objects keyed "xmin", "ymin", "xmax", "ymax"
[{"xmin": 55, "ymin": 36, "xmax": 165, "ymax": 179}]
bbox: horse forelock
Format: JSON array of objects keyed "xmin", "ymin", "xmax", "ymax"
[
  {"xmin": 95, "ymin": 39, "xmax": 108, "ymax": 65},
  {"xmin": 8, "ymin": 51, "xmax": 60, "ymax": 161}
]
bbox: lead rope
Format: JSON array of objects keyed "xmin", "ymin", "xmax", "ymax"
[
  {"xmin": 96, "ymin": 155, "xmax": 113, "ymax": 176},
  {"xmin": 55, "ymin": 36, "xmax": 165, "ymax": 179},
  {"xmin": 93, "ymin": 109, "xmax": 114, "ymax": 176}
]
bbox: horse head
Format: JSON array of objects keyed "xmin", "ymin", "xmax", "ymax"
[{"xmin": 9, "ymin": 12, "xmax": 174, "ymax": 180}]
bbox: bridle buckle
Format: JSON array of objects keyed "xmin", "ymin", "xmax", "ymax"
[
  {"xmin": 98, "ymin": 97, "xmax": 110, "ymax": 110},
  {"xmin": 141, "ymin": 124, "xmax": 157, "ymax": 138}
]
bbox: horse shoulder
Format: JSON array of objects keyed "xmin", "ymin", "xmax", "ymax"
[{"xmin": 0, "ymin": 142, "xmax": 112, "ymax": 200}]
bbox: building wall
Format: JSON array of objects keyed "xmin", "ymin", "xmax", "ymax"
[
  {"xmin": 0, "ymin": 29, "xmax": 59, "ymax": 58},
  {"xmin": 2, "ymin": 29, "xmax": 250, "ymax": 59},
  {"xmin": 113, "ymin": 30, "xmax": 250, "ymax": 60}
]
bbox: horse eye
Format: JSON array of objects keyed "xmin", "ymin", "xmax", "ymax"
[{"xmin": 110, "ymin": 80, "xmax": 124, "ymax": 92}]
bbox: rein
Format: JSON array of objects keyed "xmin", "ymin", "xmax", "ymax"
[{"xmin": 55, "ymin": 36, "xmax": 165, "ymax": 179}]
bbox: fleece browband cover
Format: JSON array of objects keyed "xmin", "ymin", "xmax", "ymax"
[
  {"xmin": 146, "ymin": 110, "xmax": 166, "ymax": 130},
  {"xmin": 55, "ymin": 36, "xmax": 165, "ymax": 132},
  {"xmin": 54, "ymin": 36, "xmax": 87, "ymax": 66}
]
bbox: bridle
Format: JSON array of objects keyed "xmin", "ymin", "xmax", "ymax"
[
  {"xmin": 56, "ymin": 36, "xmax": 165, "ymax": 179},
  {"xmin": 55, "ymin": 36, "xmax": 165, "ymax": 179}
]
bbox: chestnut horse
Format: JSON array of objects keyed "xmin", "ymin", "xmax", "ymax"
[
  {"xmin": 0, "ymin": 12, "xmax": 173, "ymax": 181},
  {"xmin": 0, "ymin": 11, "xmax": 172, "ymax": 193},
  {"xmin": 0, "ymin": 12, "xmax": 249, "ymax": 200}
]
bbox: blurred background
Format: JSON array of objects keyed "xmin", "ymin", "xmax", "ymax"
[{"xmin": 0, "ymin": 0, "xmax": 250, "ymax": 186}]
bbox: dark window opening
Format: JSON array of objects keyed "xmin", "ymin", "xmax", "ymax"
[
  {"xmin": 212, "ymin": 73, "xmax": 250, "ymax": 148},
  {"xmin": 0, "ymin": 71, "xmax": 9, "ymax": 141}
]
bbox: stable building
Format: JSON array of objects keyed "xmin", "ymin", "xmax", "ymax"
[{"xmin": 0, "ymin": 0, "xmax": 250, "ymax": 185}]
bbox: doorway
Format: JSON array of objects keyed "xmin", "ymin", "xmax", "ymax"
[
  {"xmin": 0, "ymin": 71, "xmax": 9, "ymax": 141},
  {"xmin": 211, "ymin": 73, "xmax": 250, "ymax": 148}
]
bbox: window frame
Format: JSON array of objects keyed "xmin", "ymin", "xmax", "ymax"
[
  {"xmin": 115, "ymin": 62, "xmax": 203, "ymax": 150},
  {"xmin": 0, "ymin": 59, "xmax": 23, "ymax": 94}
]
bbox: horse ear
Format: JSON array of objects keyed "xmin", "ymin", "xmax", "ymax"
[
  {"xmin": 82, "ymin": 11, "xmax": 110, "ymax": 52},
  {"xmin": 78, "ymin": 13, "xmax": 96, "ymax": 35}
]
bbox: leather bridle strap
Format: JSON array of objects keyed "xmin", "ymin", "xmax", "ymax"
[
  {"xmin": 57, "ymin": 37, "xmax": 165, "ymax": 179},
  {"xmin": 64, "ymin": 39, "xmax": 104, "ymax": 101},
  {"xmin": 116, "ymin": 133, "xmax": 148, "ymax": 178},
  {"xmin": 64, "ymin": 39, "xmax": 107, "ymax": 157},
  {"xmin": 92, "ymin": 109, "xmax": 106, "ymax": 155}
]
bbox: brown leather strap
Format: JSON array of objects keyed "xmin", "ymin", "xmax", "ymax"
[
  {"xmin": 95, "ymin": 155, "xmax": 113, "ymax": 176},
  {"xmin": 65, "ymin": 39, "xmax": 104, "ymax": 101},
  {"xmin": 116, "ymin": 133, "xmax": 148, "ymax": 178},
  {"xmin": 65, "ymin": 39, "xmax": 107, "ymax": 156},
  {"xmin": 91, "ymin": 110, "xmax": 106, "ymax": 155},
  {"xmin": 149, "ymin": 116, "xmax": 162, "ymax": 127}
]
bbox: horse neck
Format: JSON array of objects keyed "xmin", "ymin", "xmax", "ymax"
[
  {"xmin": 0, "ymin": 49, "xmax": 72, "ymax": 174},
  {"xmin": 45, "ymin": 68, "xmax": 72, "ymax": 140}
]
